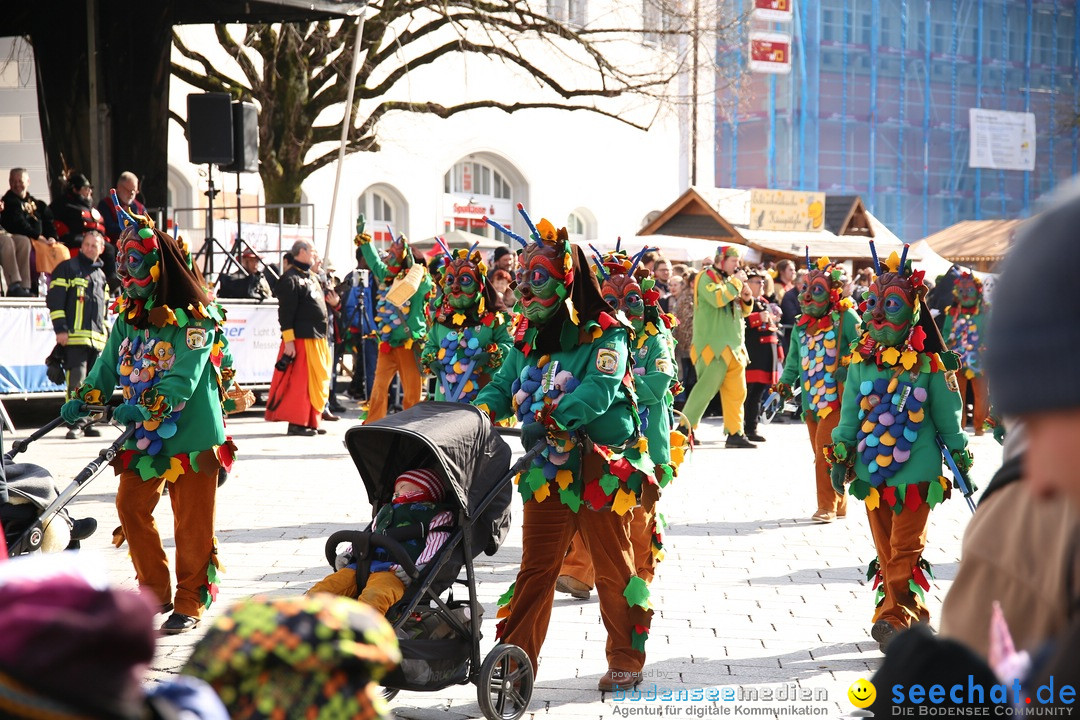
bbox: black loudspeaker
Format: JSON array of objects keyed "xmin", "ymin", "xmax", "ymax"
[
  {"xmin": 220, "ymin": 102, "xmax": 259, "ymax": 173},
  {"xmin": 187, "ymin": 93, "xmax": 234, "ymax": 165}
]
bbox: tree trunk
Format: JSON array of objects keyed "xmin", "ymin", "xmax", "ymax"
[{"xmin": 260, "ymin": 170, "xmax": 304, "ymax": 225}]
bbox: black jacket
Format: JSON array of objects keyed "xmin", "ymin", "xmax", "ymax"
[
  {"xmin": 45, "ymin": 253, "xmax": 108, "ymax": 349},
  {"xmin": 1, "ymin": 190, "xmax": 56, "ymax": 239},
  {"xmin": 50, "ymin": 193, "xmax": 107, "ymax": 249},
  {"xmin": 275, "ymin": 265, "xmax": 328, "ymax": 340}
]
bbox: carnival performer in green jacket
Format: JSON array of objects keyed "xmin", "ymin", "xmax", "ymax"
[
  {"xmin": 681, "ymin": 245, "xmax": 756, "ymax": 447},
  {"xmin": 355, "ymin": 215, "xmax": 433, "ymax": 423},
  {"xmin": 939, "ymin": 271, "xmax": 990, "ymax": 434},
  {"xmin": 421, "ymin": 242, "xmax": 513, "ymax": 403},
  {"xmin": 826, "ymin": 246, "xmax": 972, "ymax": 652},
  {"xmin": 557, "ymin": 245, "xmax": 688, "ymax": 600},
  {"xmin": 775, "ymin": 254, "xmax": 861, "ymax": 523},
  {"xmin": 61, "ymin": 193, "xmax": 236, "ymax": 635},
  {"xmin": 474, "ymin": 208, "xmax": 653, "ymax": 693}
]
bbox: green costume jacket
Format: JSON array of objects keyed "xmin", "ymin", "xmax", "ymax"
[
  {"xmin": 940, "ymin": 304, "xmax": 988, "ymax": 378},
  {"xmin": 360, "ymin": 242, "xmax": 432, "ymax": 349},
  {"xmin": 778, "ymin": 308, "xmax": 860, "ymax": 421},
  {"xmin": 631, "ymin": 325, "xmax": 677, "ymax": 467},
  {"xmin": 831, "ymin": 344, "xmax": 969, "ymax": 514},
  {"xmin": 690, "ymin": 268, "xmax": 752, "ymax": 372},
  {"xmin": 478, "ymin": 326, "xmax": 636, "ymax": 448},
  {"xmin": 421, "ymin": 313, "xmax": 514, "ymax": 402},
  {"xmin": 76, "ymin": 304, "xmax": 234, "ymax": 481}
]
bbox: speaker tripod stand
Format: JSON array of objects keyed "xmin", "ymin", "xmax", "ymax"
[{"xmin": 192, "ymin": 164, "xmax": 271, "ymax": 290}]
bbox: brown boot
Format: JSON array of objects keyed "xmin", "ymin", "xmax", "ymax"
[{"xmin": 555, "ymin": 575, "xmax": 592, "ymax": 600}]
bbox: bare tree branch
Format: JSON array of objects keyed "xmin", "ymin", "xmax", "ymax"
[{"xmin": 170, "ymin": 0, "xmax": 745, "ymax": 220}]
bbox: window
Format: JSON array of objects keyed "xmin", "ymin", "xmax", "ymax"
[
  {"xmin": 358, "ymin": 188, "xmax": 399, "ymax": 243},
  {"xmin": 643, "ymin": 0, "xmax": 660, "ymax": 45},
  {"xmin": 822, "ymin": 9, "xmax": 836, "ymax": 43},
  {"xmin": 567, "ymin": 208, "xmax": 595, "ymax": 242},
  {"xmin": 568, "ymin": 212, "xmax": 586, "ymax": 235},
  {"xmin": 569, "ymin": 0, "xmax": 587, "ymax": 26},
  {"xmin": 444, "ymin": 161, "xmax": 512, "ymax": 200},
  {"xmin": 547, "ymin": 0, "xmax": 566, "ymax": 21}
]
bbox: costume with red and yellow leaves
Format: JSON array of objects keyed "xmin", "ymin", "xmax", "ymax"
[
  {"xmin": 420, "ymin": 243, "xmax": 513, "ymax": 403},
  {"xmin": 559, "ymin": 246, "xmax": 688, "ymax": 595},
  {"xmin": 776, "ymin": 255, "xmax": 860, "ymax": 521},
  {"xmin": 475, "ymin": 209, "xmax": 653, "ymax": 680},
  {"xmin": 826, "ymin": 246, "xmax": 972, "ymax": 636},
  {"xmin": 70, "ymin": 203, "xmax": 234, "ymax": 619},
  {"xmin": 356, "ymin": 220, "xmax": 433, "ymax": 423},
  {"xmin": 940, "ymin": 272, "xmax": 991, "ymax": 434}
]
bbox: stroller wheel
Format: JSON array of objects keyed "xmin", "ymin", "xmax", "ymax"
[
  {"xmin": 380, "ymin": 686, "xmax": 399, "ymax": 703},
  {"xmin": 477, "ymin": 644, "xmax": 533, "ymax": 720}
]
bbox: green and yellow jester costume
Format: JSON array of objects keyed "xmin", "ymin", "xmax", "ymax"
[
  {"xmin": 776, "ymin": 255, "xmax": 860, "ymax": 522},
  {"xmin": 826, "ymin": 246, "xmax": 972, "ymax": 650},
  {"xmin": 356, "ymin": 217, "xmax": 433, "ymax": 423},
  {"xmin": 61, "ymin": 197, "xmax": 235, "ymax": 629},
  {"xmin": 560, "ymin": 245, "xmax": 689, "ymax": 591},
  {"xmin": 421, "ymin": 243, "xmax": 513, "ymax": 403},
  {"xmin": 474, "ymin": 210, "xmax": 653, "ymax": 684},
  {"xmin": 681, "ymin": 245, "xmax": 754, "ymax": 441},
  {"xmin": 940, "ymin": 272, "xmax": 990, "ymax": 434}
]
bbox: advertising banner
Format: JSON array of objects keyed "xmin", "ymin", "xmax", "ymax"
[
  {"xmin": 968, "ymin": 108, "xmax": 1037, "ymax": 171},
  {"xmin": 749, "ymin": 32, "xmax": 792, "ymax": 74},
  {"xmin": 0, "ymin": 301, "xmax": 281, "ymax": 394},
  {"xmin": 748, "ymin": 189, "xmax": 826, "ymax": 232},
  {"xmin": 752, "ymin": 0, "xmax": 793, "ymax": 22}
]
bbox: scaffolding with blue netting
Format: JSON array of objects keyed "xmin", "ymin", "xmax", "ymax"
[{"xmin": 717, "ymin": 0, "xmax": 1080, "ymax": 241}]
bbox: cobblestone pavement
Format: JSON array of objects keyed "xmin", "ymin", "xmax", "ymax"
[{"xmin": 5, "ymin": 404, "xmax": 1001, "ymax": 719}]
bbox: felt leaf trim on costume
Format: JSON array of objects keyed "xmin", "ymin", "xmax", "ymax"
[
  {"xmin": 631, "ymin": 626, "xmax": 649, "ymax": 653},
  {"xmin": 623, "ymin": 575, "xmax": 651, "ymax": 610},
  {"xmin": 532, "ymin": 482, "xmax": 551, "ymax": 503},
  {"xmin": 497, "ymin": 582, "xmax": 516, "ymax": 607},
  {"xmin": 559, "ymin": 488, "xmax": 582, "ymax": 513},
  {"xmin": 612, "ymin": 489, "xmax": 637, "ymax": 516}
]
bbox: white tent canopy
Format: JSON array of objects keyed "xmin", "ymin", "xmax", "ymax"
[{"xmin": 587, "ymin": 234, "xmax": 747, "ymax": 263}]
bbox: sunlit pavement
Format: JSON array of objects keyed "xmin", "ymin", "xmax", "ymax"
[{"xmin": 7, "ymin": 404, "xmax": 1001, "ymax": 719}]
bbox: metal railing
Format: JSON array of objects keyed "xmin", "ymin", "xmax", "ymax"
[{"xmin": 145, "ymin": 202, "xmax": 318, "ymax": 282}]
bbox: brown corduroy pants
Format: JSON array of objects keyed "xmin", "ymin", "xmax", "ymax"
[
  {"xmin": 115, "ymin": 467, "xmax": 217, "ymax": 617},
  {"xmin": 503, "ymin": 497, "xmax": 644, "ymax": 675},
  {"xmin": 866, "ymin": 501, "xmax": 931, "ymax": 630},
  {"xmin": 805, "ymin": 410, "xmax": 848, "ymax": 516},
  {"xmin": 955, "ymin": 373, "xmax": 989, "ymax": 434},
  {"xmin": 558, "ymin": 506, "xmax": 657, "ymax": 589}
]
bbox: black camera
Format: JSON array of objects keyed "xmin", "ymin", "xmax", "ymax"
[{"xmin": 275, "ymin": 353, "xmax": 295, "ymax": 372}]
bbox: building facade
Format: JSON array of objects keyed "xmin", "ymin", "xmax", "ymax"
[{"xmin": 718, "ymin": 0, "xmax": 1080, "ymax": 241}]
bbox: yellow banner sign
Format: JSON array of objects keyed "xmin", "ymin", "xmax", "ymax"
[{"xmin": 748, "ymin": 189, "xmax": 826, "ymax": 232}]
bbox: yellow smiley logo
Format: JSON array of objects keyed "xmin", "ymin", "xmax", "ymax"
[{"xmin": 848, "ymin": 678, "xmax": 876, "ymax": 708}]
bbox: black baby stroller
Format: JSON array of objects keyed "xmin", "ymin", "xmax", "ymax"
[
  {"xmin": 2, "ymin": 405, "xmax": 132, "ymax": 556},
  {"xmin": 324, "ymin": 402, "xmax": 543, "ymax": 720}
]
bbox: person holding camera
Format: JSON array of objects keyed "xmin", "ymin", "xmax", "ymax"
[{"xmin": 265, "ymin": 240, "xmax": 331, "ymax": 436}]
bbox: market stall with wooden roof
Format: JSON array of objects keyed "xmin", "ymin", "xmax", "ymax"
[
  {"xmin": 918, "ymin": 219, "xmax": 1023, "ymax": 272},
  {"xmin": 638, "ymin": 187, "xmax": 913, "ymax": 265}
]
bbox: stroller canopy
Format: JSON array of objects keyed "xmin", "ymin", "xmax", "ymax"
[{"xmin": 344, "ymin": 403, "xmax": 512, "ymax": 521}]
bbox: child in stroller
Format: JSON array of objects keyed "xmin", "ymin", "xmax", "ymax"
[{"xmin": 309, "ymin": 469, "xmax": 455, "ymax": 614}]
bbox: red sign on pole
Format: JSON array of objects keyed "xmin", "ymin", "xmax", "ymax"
[
  {"xmin": 752, "ymin": 0, "xmax": 793, "ymax": 22},
  {"xmin": 749, "ymin": 32, "xmax": 792, "ymax": 74}
]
